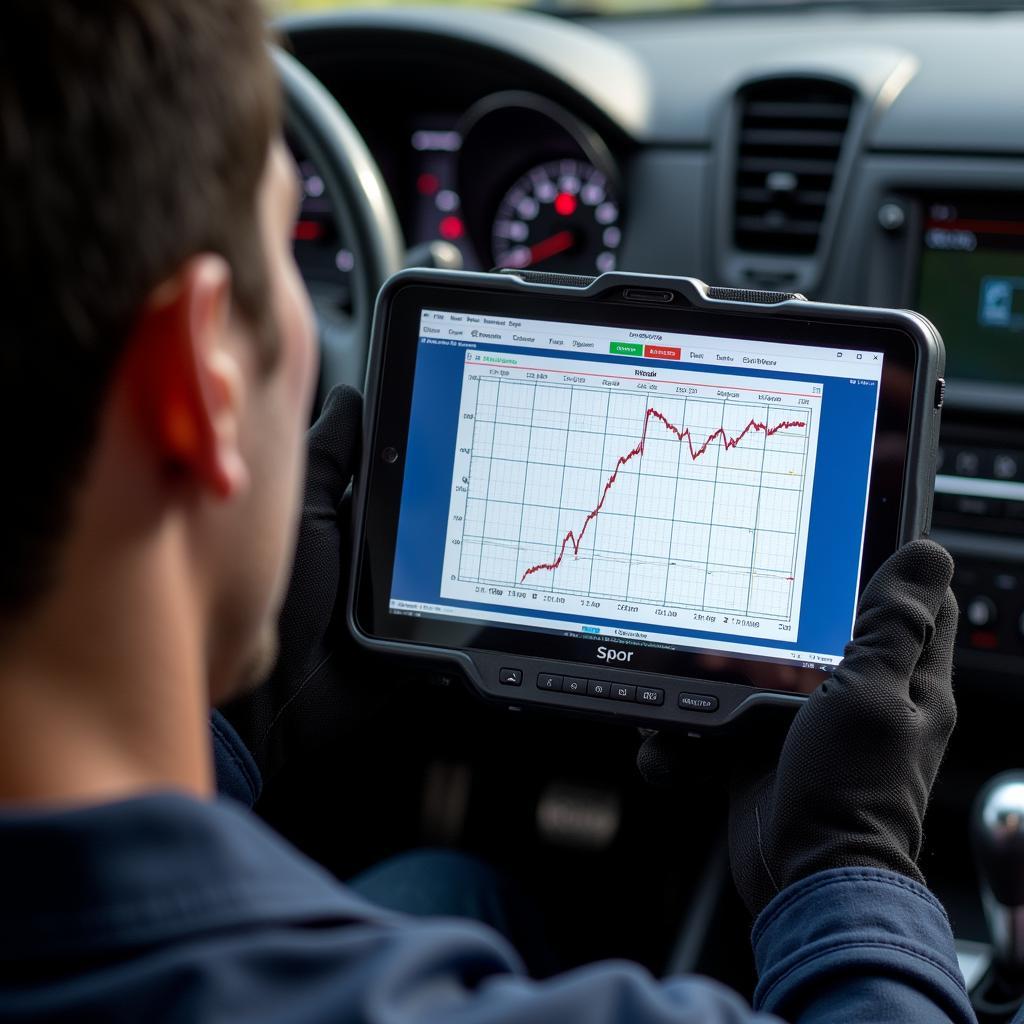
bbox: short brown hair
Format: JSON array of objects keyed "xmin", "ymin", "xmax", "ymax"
[{"xmin": 0, "ymin": 1, "xmax": 280, "ymax": 614}]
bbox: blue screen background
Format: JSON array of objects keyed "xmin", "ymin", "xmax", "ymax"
[{"xmin": 391, "ymin": 336, "xmax": 879, "ymax": 660}]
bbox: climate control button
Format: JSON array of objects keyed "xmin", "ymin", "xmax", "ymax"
[{"xmin": 966, "ymin": 596, "xmax": 997, "ymax": 628}]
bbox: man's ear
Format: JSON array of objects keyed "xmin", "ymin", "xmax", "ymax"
[{"xmin": 121, "ymin": 255, "xmax": 249, "ymax": 500}]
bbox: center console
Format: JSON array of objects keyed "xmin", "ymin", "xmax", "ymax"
[
  {"xmin": 918, "ymin": 196, "xmax": 1024, "ymax": 680},
  {"xmin": 861, "ymin": 181, "xmax": 1024, "ymax": 684}
]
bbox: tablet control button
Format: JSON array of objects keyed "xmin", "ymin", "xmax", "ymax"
[
  {"xmin": 678, "ymin": 692, "xmax": 719, "ymax": 713},
  {"xmin": 587, "ymin": 679, "xmax": 610, "ymax": 699},
  {"xmin": 563, "ymin": 676, "xmax": 587, "ymax": 695},
  {"xmin": 611, "ymin": 683, "xmax": 636, "ymax": 702},
  {"xmin": 536, "ymin": 672, "xmax": 562, "ymax": 691},
  {"xmin": 636, "ymin": 687, "xmax": 664, "ymax": 706},
  {"xmin": 499, "ymin": 668, "xmax": 523, "ymax": 687}
]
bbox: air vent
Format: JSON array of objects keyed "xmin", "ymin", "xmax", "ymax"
[{"xmin": 733, "ymin": 79, "xmax": 854, "ymax": 255}]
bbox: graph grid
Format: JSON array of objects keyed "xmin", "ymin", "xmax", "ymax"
[{"xmin": 452, "ymin": 376, "xmax": 814, "ymax": 621}]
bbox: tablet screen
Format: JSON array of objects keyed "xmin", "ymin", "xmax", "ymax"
[{"xmin": 387, "ymin": 307, "xmax": 885, "ymax": 673}]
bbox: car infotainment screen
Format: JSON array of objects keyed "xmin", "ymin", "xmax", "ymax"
[
  {"xmin": 386, "ymin": 307, "xmax": 885, "ymax": 673},
  {"xmin": 916, "ymin": 195, "xmax": 1024, "ymax": 385}
]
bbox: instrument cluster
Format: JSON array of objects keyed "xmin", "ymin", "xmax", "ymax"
[{"xmin": 292, "ymin": 93, "xmax": 624, "ymax": 304}]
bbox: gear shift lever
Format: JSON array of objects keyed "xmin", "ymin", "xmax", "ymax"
[{"xmin": 972, "ymin": 771, "xmax": 1024, "ymax": 971}]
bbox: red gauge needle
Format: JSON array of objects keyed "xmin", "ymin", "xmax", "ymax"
[{"xmin": 527, "ymin": 229, "xmax": 575, "ymax": 266}]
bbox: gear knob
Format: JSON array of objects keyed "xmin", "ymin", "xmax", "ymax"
[{"xmin": 972, "ymin": 772, "xmax": 1024, "ymax": 970}]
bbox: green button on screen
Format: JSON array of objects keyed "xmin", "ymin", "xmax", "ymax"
[{"xmin": 610, "ymin": 342, "xmax": 644, "ymax": 356}]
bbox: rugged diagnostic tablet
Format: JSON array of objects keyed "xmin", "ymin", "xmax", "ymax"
[{"xmin": 349, "ymin": 270, "xmax": 944, "ymax": 728}]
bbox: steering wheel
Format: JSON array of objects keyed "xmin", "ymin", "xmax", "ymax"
[{"xmin": 274, "ymin": 49, "xmax": 405, "ymax": 395}]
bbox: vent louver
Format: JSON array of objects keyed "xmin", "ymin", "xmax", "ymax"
[{"xmin": 733, "ymin": 79, "xmax": 855, "ymax": 255}]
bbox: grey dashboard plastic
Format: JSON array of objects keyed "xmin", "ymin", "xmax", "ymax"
[
  {"xmin": 282, "ymin": 7, "xmax": 1024, "ymax": 155},
  {"xmin": 597, "ymin": 10, "xmax": 1024, "ymax": 153},
  {"xmin": 280, "ymin": 8, "xmax": 651, "ymax": 141}
]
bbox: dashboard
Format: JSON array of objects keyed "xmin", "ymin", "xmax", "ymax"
[{"xmin": 281, "ymin": 5, "xmax": 1024, "ymax": 692}]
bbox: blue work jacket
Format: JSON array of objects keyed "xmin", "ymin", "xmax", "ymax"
[{"xmin": 0, "ymin": 788, "xmax": 974, "ymax": 1022}]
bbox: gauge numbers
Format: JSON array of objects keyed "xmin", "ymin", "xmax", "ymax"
[{"xmin": 492, "ymin": 158, "xmax": 621, "ymax": 275}]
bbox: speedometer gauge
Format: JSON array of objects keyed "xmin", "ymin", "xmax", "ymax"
[{"xmin": 492, "ymin": 159, "xmax": 620, "ymax": 275}]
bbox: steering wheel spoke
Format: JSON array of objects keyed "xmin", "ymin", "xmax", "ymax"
[{"xmin": 313, "ymin": 303, "xmax": 369, "ymax": 395}]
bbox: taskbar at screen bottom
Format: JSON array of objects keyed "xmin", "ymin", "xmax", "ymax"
[{"xmin": 389, "ymin": 598, "xmax": 842, "ymax": 672}]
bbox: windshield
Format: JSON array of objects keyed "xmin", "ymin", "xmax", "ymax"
[{"xmin": 272, "ymin": 0, "xmax": 1024, "ymax": 15}]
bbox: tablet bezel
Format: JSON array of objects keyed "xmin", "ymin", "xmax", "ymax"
[{"xmin": 352, "ymin": 275, "xmax": 931, "ymax": 700}]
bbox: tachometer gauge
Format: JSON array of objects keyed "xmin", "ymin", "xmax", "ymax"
[{"xmin": 492, "ymin": 158, "xmax": 621, "ymax": 274}]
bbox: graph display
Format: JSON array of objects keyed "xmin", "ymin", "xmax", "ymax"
[{"xmin": 440, "ymin": 351, "xmax": 822, "ymax": 643}]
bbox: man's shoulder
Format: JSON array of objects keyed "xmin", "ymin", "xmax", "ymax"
[
  {"xmin": 0, "ymin": 792, "xmax": 524, "ymax": 1024},
  {"xmin": 0, "ymin": 792, "xmax": 392, "ymax": 960}
]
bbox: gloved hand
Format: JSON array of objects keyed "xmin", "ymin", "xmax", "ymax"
[
  {"xmin": 222, "ymin": 384, "xmax": 371, "ymax": 783},
  {"xmin": 728, "ymin": 539, "xmax": 959, "ymax": 917}
]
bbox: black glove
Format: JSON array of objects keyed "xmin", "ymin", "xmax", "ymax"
[
  {"xmin": 728, "ymin": 539, "xmax": 959, "ymax": 917},
  {"xmin": 222, "ymin": 384, "xmax": 367, "ymax": 782}
]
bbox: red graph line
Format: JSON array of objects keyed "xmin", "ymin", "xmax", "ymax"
[{"xmin": 519, "ymin": 407, "xmax": 807, "ymax": 583}]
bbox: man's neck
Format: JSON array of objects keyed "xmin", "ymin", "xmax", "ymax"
[{"xmin": 0, "ymin": 526, "xmax": 214, "ymax": 808}]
